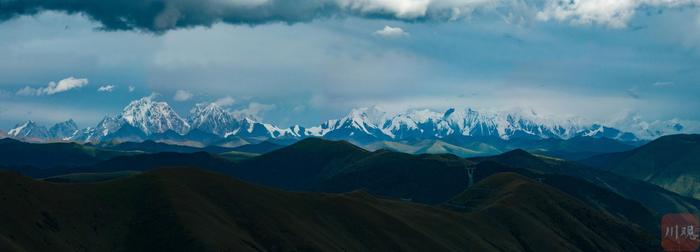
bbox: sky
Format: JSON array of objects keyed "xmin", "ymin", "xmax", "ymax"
[{"xmin": 0, "ymin": 0, "xmax": 699, "ymax": 133}]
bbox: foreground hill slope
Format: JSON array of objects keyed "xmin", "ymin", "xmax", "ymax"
[
  {"xmin": 474, "ymin": 148, "xmax": 700, "ymax": 215},
  {"xmin": 456, "ymin": 161, "xmax": 659, "ymax": 232},
  {"xmin": 0, "ymin": 169, "xmax": 653, "ymax": 251},
  {"xmin": 6, "ymin": 136, "xmax": 692, "ymax": 225},
  {"xmin": 583, "ymin": 134, "xmax": 700, "ymax": 198},
  {"xmin": 447, "ymin": 173, "xmax": 654, "ymax": 251}
]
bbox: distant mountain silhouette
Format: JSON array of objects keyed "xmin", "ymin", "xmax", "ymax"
[
  {"xmin": 16, "ymin": 151, "xmax": 235, "ymax": 178},
  {"xmin": 228, "ymin": 141, "xmax": 284, "ymax": 154},
  {"xmin": 101, "ymin": 140, "xmax": 236, "ymax": 154}
]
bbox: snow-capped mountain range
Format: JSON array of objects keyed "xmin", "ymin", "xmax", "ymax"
[
  {"xmin": 4, "ymin": 96, "xmax": 687, "ymax": 145},
  {"xmin": 8, "ymin": 121, "xmax": 51, "ymax": 140}
]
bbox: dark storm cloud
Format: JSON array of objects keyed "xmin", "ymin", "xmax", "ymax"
[
  {"xmin": 3, "ymin": 0, "xmax": 698, "ymax": 32},
  {"xmin": 0, "ymin": 0, "xmax": 501, "ymax": 32}
]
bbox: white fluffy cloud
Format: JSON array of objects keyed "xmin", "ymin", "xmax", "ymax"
[
  {"xmin": 653, "ymin": 81, "xmax": 674, "ymax": 87},
  {"xmin": 537, "ymin": 0, "xmax": 700, "ymax": 28},
  {"xmin": 16, "ymin": 77, "xmax": 88, "ymax": 96},
  {"xmin": 374, "ymin": 25, "xmax": 409, "ymax": 38},
  {"xmin": 173, "ymin": 89, "xmax": 194, "ymax": 101},
  {"xmin": 97, "ymin": 85, "xmax": 116, "ymax": 92},
  {"xmin": 128, "ymin": 86, "xmax": 136, "ymax": 92},
  {"xmin": 213, "ymin": 96, "xmax": 236, "ymax": 107},
  {"xmin": 232, "ymin": 102, "xmax": 276, "ymax": 120}
]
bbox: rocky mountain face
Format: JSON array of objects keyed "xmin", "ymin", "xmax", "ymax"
[
  {"xmin": 48, "ymin": 120, "xmax": 79, "ymax": 140},
  {"xmin": 8, "ymin": 121, "xmax": 50, "ymax": 140},
  {"xmin": 188, "ymin": 103, "xmax": 239, "ymax": 136},
  {"xmin": 305, "ymin": 107, "xmax": 640, "ymax": 144},
  {"xmin": 121, "ymin": 96, "xmax": 190, "ymax": 135}
]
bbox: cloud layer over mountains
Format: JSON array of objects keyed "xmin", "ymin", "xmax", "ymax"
[{"xmin": 1, "ymin": 0, "xmax": 697, "ymax": 32}]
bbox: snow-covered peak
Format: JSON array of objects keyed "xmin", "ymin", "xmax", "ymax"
[
  {"xmin": 442, "ymin": 108, "xmax": 498, "ymax": 136},
  {"xmin": 383, "ymin": 109, "xmax": 452, "ymax": 139},
  {"xmin": 49, "ymin": 119, "xmax": 79, "ymax": 140},
  {"xmin": 405, "ymin": 109, "xmax": 443, "ymax": 123},
  {"xmin": 8, "ymin": 121, "xmax": 50, "ymax": 139},
  {"xmin": 303, "ymin": 107, "xmax": 390, "ymax": 140},
  {"xmin": 304, "ymin": 106, "xmax": 609, "ymax": 141},
  {"xmin": 96, "ymin": 116, "xmax": 124, "ymax": 137},
  {"xmin": 343, "ymin": 108, "xmax": 376, "ymax": 129},
  {"xmin": 346, "ymin": 106, "xmax": 392, "ymax": 127},
  {"xmin": 8, "ymin": 121, "xmax": 33, "ymax": 136},
  {"xmin": 188, "ymin": 102, "xmax": 239, "ymax": 136},
  {"xmin": 436, "ymin": 107, "xmax": 594, "ymax": 140},
  {"xmin": 288, "ymin": 125, "xmax": 305, "ymax": 137},
  {"xmin": 12, "ymin": 100, "xmax": 646, "ymax": 144},
  {"xmin": 121, "ymin": 96, "xmax": 190, "ymax": 135},
  {"xmin": 339, "ymin": 107, "xmax": 386, "ymax": 135},
  {"xmin": 608, "ymin": 112, "xmax": 694, "ymax": 140}
]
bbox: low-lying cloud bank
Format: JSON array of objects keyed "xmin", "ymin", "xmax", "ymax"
[{"xmin": 1, "ymin": 0, "xmax": 697, "ymax": 32}]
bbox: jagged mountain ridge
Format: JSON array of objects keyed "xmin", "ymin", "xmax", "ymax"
[
  {"xmin": 304, "ymin": 107, "xmax": 641, "ymax": 144},
  {"xmin": 8, "ymin": 121, "xmax": 50, "ymax": 140},
  {"xmin": 120, "ymin": 97, "xmax": 190, "ymax": 135},
  {"xmin": 7, "ymin": 96, "xmax": 645, "ymax": 145},
  {"xmin": 8, "ymin": 120, "xmax": 79, "ymax": 141}
]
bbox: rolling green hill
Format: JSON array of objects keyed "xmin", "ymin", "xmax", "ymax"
[
  {"xmin": 512, "ymin": 136, "xmax": 638, "ymax": 160},
  {"xmin": 310, "ymin": 150, "xmax": 475, "ymax": 204},
  {"xmin": 229, "ymin": 138, "xmax": 374, "ymax": 190},
  {"xmin": 0, "ymin": 137, "xmax": 686, "ymax": 235},
  {"xmin": 41, "ymin": 171, "xmax": 142, "ymax": 183},
  {"xmin": 228, "ymin": 138, "xmax": 477, "ymax": 203},
  {"xmin": 0, "ymin": 138, "xmax": 134, "ymax": 168},
  {"xmin": 362, "ymin": 139, "xmax": 501, "ymax": 157},
  {"xmin": 361, "ymin": 136, "xmax": 635, "ymax": 160},
  {"xmin": 221, "ymin": 138, "xmax": 659, "ymax": 232},
  {"xmin": 100, "ymin": 140, "xmax": 237, "ymax": 154},
  {"xmin": 473, "ymin": 148, "xmax": 700, "ymax": 216},
  {"xmin": 0, "ymin": 168, "xmax": 654, "ymax": 251},
  {"xmin": 27, "ymin": 137, "xmax": 687, "ymax": 223},
  {"xmin": 583, "ymin": 134, "xmax": 700, "ymax": 198},
  {"xmin": 445, "ymin": 173, "xmax": 654, "ymax": 251},
  {"xmin": 21, "ymin": 152, "xmax": 236, "ymax": 178}
]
